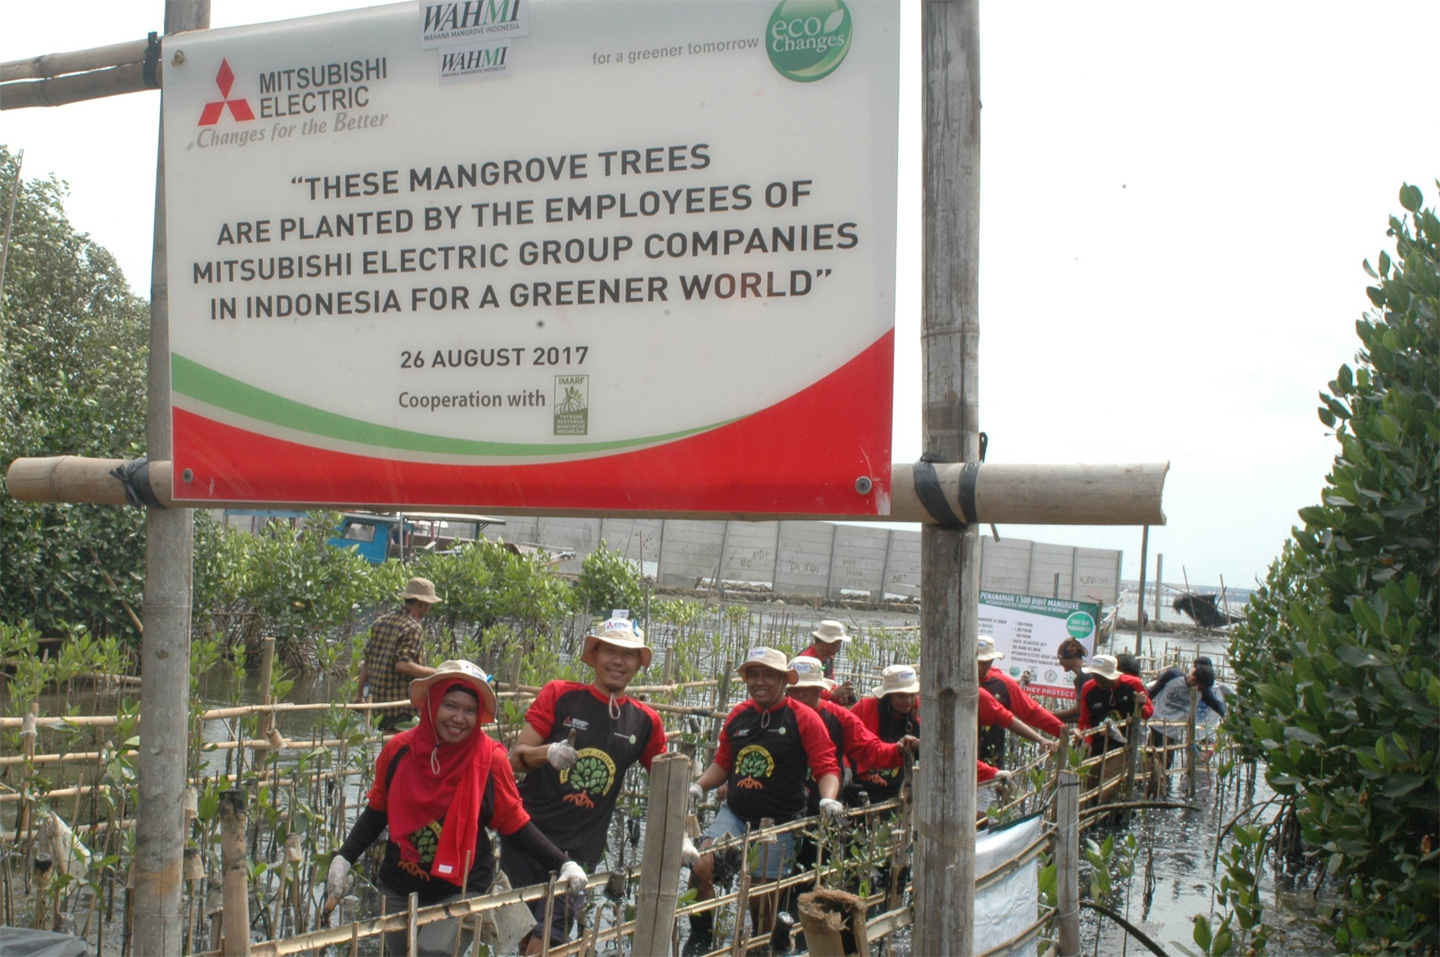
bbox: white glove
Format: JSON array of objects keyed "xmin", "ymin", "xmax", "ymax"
[
  {"xmin": 559, "ymin": 860, "xmax": 587, "ymax": 896},
  {"xmin": 994, "ymin": 769, "xmax": 1013, "ymax": 784},
  {"xmin": 326, "ymin": 855, "xmax": 352, "ymax": 902},
  {"xmin": 680, "ymin": 837, "xmax": 700, "ymax": 867},
  {"xmin": 547, "ymin": 740, "xmax": 578, "ymax": 771},
  {"xmin": 819, "ymin": 798, "xmax": 845, "ymax": 820},
  {"xmin": 688, "ymin": 782, "xmax": 704, "ymax": 803}
]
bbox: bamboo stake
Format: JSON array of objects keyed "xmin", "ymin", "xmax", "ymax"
[
  {"xmin": 219, "ymin": 790, "xmax": 250, "ymax": 956},
  {"xmin": 729, "ymin": 829, "xmax": 754, "ymax": 957},
  {"xmin": 539, "ymin": 873, "xmax": 557, "ymax": 957},
  {"xmin": 407, "ymin": 892, "xmax": 419, "ymax": 957},
  {"xmin": 1055, "ymin": 769, "xmax": 1081, "ymax": 957},
  {"xmin": 632, "ymin": 754, "xmax": 688, "ymax": 956}
]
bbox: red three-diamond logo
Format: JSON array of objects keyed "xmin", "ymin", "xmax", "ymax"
[{"xmin": 198, "ymin": 59, "xmax": 255, "ymax": 125}]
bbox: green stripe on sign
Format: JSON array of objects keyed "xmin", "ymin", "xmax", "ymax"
[{"xmin": 171, "ymin": 353, "xmax": 728, "ymax": 457}]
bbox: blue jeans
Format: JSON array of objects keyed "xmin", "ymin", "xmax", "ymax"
[{"xmin": 703, "ymin": 804, "xmax": 796, "ymax": 879}]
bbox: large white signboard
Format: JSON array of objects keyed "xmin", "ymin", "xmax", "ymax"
[
  {"xmin": 161, "ymin": 0, "xmax": 900, "ymax": 513},
  {"xmin": 979, "ymin": 591, "xmax": 1101, "ymax": 700}
]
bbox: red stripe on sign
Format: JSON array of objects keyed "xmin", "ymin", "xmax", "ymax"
[{"xmin": 172, "ymin": 331, "xmax": 893, "ymax": 514}]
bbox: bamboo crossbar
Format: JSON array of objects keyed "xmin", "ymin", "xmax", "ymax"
[
  {"xmin": 6, "ymin": 455, "xmax": 1169, "ymax": 525},
  {"xmin": 0, "ymin": 39, "xmax": 151, "ymax": 81},
  {"xmin": 0, "ymin": 64, "xmax": 155, "ymax": 110}
]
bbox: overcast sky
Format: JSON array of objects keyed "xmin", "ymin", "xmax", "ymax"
[{"xmin": 3, "ymin": 1, "xmax": 1436, "ymax": 594}]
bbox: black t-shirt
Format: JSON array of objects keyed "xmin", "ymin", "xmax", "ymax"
[
  {"xmin": 517, "ymin": 681, "xmax": 666, "ymax": 865},
  {"xmin": 850, "ymin": 696, "xmax": 918, "ymax": 801},
  {"xmin": 338, "ymin": 744, "xmax": 501, "ymax": 904},
  {"xmin": 715, "ymin": 698, "xmax": 838, "ymax": 825},
  {"xmin": 1081, "ymin": 678, "xmax": 1147, "ymax": 754}
]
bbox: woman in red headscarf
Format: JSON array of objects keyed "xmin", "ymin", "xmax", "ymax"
[{"xmin": 327, "ymin": 661, "xmax": 586, "ymax": 956}]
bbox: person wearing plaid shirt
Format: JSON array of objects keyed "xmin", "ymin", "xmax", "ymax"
[{"xmin": 357, "ymin": 578, "xmax": 440, "ymax": 731}]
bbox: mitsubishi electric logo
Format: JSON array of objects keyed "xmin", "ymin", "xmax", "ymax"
[{"xmin": 198, "ymin": 59, "xmax": 255, "ymax": 125}]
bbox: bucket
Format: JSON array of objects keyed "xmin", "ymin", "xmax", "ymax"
[{"xmin": 479, "ymin": 870, "xmax": 535, "ymax": 953}]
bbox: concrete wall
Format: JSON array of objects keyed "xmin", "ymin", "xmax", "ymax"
[
  {"xmin": 497, "ymin": 517, "xmax": 1121, "ymax": 605},
  {"xmin": 223, "ymin": 510, "xmax": 1123, "ymax": 605}
]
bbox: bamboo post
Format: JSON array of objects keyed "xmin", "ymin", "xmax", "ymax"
[
  {"xmin": 1055, "ymin": 769, "xmax": 1081, "ymax": 957},
  {"xmin": 1154, "ymin": 554, "xmax": 1164, "ymax": 624},
  {"xmin": 1135, "ymin": 526, "xmax": 1149, "ymax": 654},
  {"xmin": 632, "ymin": 753, "xmax": 689, "ymax": 957},
  {"xmin": 17, "ymin": 706, "xmax": 37, "ymax": 846},
  {"xmin": 729, "ymin": 830, "xmax": 754, "ymax": 957},
  {"xmin": 506, "ymin": 647, "xmax": 523, "ymax": 693},
  {"xmin": 32, "ymin": 853, "xmax": 53, "ymax": 930},
  {"xmin": 257, "ymin": 637, "xmax": 276, "ymax": 739},
  {"xmin": 539, "ymin": 873, "xmax": 557, "ymax": 957},
  {"xmin": 219, "ymin": 789, "xmax": 250, "ymax": 956},
  {"xmin": 1186, "ymin": 685, "xmax": 1199, "ymax": 799},
  {"xmin": 407, "ymin": 892, "xmax": 419, "ymax": 957},
  {"xmin": 917, "ymin": 2, "xmax": 981, "ymax": 954},
  {"xmin": 133, "ymin": 6, "xmax": 207, "ymax": 956},
  {"xmin": 709, "ymin": 659, "xmax": 734, "ymax": 765}
]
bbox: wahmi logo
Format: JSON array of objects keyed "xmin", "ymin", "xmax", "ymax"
[
  {"xmin": 419, "ymin": 0, "xmax": 528, "ymax": 48},
  {"xmin": 439, "ymin": 43, "xmax": 510, "ymax": 81},
  {"xmin": 198, "ymin": 59, "xmax": 255, "ymax": 125}
]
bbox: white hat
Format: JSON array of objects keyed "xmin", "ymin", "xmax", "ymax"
[
  {"xmin": 875, "ymin": 664, "xmax": 920, "ymax": 697},
  {"xmin": 581, "ymin": 617, "xmax": 653, "ymax": 669},
  {"xmin": 976, "ymin": 636, "xmax": 1004, "ymax": 662},
  {"xmin": 1082, "ymin": 654, "xmax": 1121, "ymax": 681},
  {"xmin": 788, "ymin": 656, "xmax": 835, "ymax": 690},
  {"xmin": 737, "ymin": 647, "xmax": 798, "ymax": 684},
  {"xmin": 409, "ymin": 660, "xmax": 497, "ymax": 722},
  {"xmin": 397, "ymin": 577, "xmax": 443, "ymax": 603},
  {"xmin": 811, "ymin": 620, "xmax": 852, "ymax": 644}
]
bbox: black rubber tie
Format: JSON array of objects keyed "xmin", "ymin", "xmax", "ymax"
[
  {"xmin": 109, "ymin": 457, "xmax": 165, "ymax": 508},
  {"xmin": 912, "ymin": 456, "xmax": 966, "ymax": 528}
]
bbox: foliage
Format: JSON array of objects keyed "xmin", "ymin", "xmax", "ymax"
[
  {"xmin": 408, "ymin": 538, "xmax": 578, "ymax": 648},
  {"xmin": 574, "ymin": 541, "xmax": 645, "ymax": 617},
  {"xmin": 195, "ymin": 512, "xmax": 386, "ymax": 673},
  {"xmin": 1228, "ymin": 183, "xmax": 1439, "ymax": 953},
  {"xmin": 0, "ymin": 144, "xmax": 151, "ymax": 640}
]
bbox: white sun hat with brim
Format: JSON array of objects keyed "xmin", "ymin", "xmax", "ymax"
[
  {"xmin": 397, "ymin": 576, "xmax": 443, "ymax": 604},
  {"xmin": 875, "ymin": 664, "xmax": 920, "ymax": 697},
  {"xmin": 976, "ymin": 635, "xmax": 1004, "ymax": 662},
  {"xmin": 1081, "ymin": 654, "xmax": 1122, "ymax": 681},
  {"xmin": 810, "ymin": 620, "xmax": 852, "ymax": 644},
  {"xmin": 581, "ymin": 617, "xmax": 653, "ymax": 669},
  {"xmin": 788, "ymin": 656, "xmax": 835, "ymax": 690},
  {"xmin": 409, "ymin": 660, "xmax": 497, "ymax": 723},
  {"xmin": 737, "ymin": 647, "xmax": 798, "ymax": 684}
]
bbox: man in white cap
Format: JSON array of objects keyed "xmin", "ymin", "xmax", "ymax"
[
  {"xmin": 686, "ymin": 647, "xmax": 841, "ymax": 946},
  {"xmin": 1077, "ymin": 653, "xmax": 1154, "ymax": 758},
  {"xmin": 786, "ymin": 656, "xmax": 917, "ymax": 817},
  {"xmin": 977, "ymin": 636, "xmax": 1065, "ymax": 769},
  {"xmin": 850, "ymin": 664, "xmax": 1010, "ymax": 811},
  {"xmin": 502, "ymin": 617, "xmax": 667, "ymax": 954},
  {"xmin": 849, "ymin": 664, "xmax": 923, "ymax": 803},
  {"xmin": 799, "ymin": 619, "xmax": 857, "ymax": 706},
  {"xmin": 356, "ymin": 577, "xmax": 440, "ymax": 732}
]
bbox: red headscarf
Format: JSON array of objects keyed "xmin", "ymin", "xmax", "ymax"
[{"xmin": 383, "ymin": 677, "xmax": 494, "ymax": 887}]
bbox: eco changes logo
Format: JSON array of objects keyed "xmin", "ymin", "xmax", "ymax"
[{"xmin": 766, "ymin": 0, "xmax": 852, "ymax": 82}]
